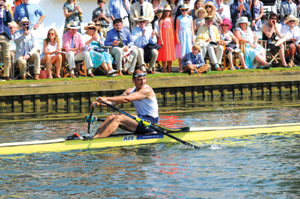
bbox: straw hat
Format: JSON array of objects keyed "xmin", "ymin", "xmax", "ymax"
[
  {"xmin": 180, "ymin": 4, "xmax": 189, "ymax": 10},
  {"xmin": 163, "ymin": 4, "xmax": 172, "ymax": 11},
  {"xmin": 195, "ymin": 7, "xmax": 207, "ymax": 17},
  {"xmin": 84, "ymin": 21, "xmax": 96, "ymax": 30},
  {"xmin": 220, "ymin": 18, "xmax": 232, "ymax": 30},
  {"xmin": 137, "ymin": 16, "xmax": 149, "ymax": 22},
  {"xmin": 284, "ymin": 15, "xmax": 299, "ymax": 26},
  {"xmin": 20, "ymin": 17, "xmax": 30, "ymax": 24},
  {"xmin": 204, "ymin": 15, "xmax": 213, "ymax": 20},
  {"xmin": 236, "ymin": 16, "xmax": 250, "ymax": 27},
  {"xmin": 67, "ymin": 21, "xmax": 80, "ymax": 29},
  {"xmin": 204, "ymin": 1, "xmax": 216, "ymax": 11}
]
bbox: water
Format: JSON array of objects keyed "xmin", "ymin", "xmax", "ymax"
[{"xmin": 1, "ymin": 107, "xmax": 300, "ymax": 198}]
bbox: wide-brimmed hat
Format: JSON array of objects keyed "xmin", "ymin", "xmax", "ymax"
[
  {"xmin": 236, "ymin": 16, "xmax": 250, "ymax": 27},
  {"xmin": 20, "ymin": 17, "xmax": 30, "ymax": 24},
  {"xmin": 137, "ymin": 16, "xmax": 149, "ymax": 22},
  {"xmin": 220, "ymin": 18, "xmax": 232, "ymax": 29},
  {"xmin": 204, "ymin": 1, "xmax": 216, "ymax": 11},
  {"xmin": 195, "ymin": 7, "xmax": 207, "ymax": 17},
  {"xmin": 204, "ymin": 15, "xmax": 213, "ymax": 20},
  {"xmin": 180, "ymin": 4, "xmax": 189, "ymax": 10},
  {"xmin": 163, "ymin": 4, "xmax": 172, "ymax": 11},
  {"xmin": 67, "ymin": 21, "xmax": 80, "ymax": 29},
  {"xmin": 84, "ymin": 21, "xmax": 96, "ymax": 30},
  {"xmin": 284, "ymin": 15, "xmax": 299, "ymax": 26}
]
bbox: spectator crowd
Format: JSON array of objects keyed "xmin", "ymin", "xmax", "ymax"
[{"xmin": 1, "ymin": 0, "xmax": 300, "ymax": 80}]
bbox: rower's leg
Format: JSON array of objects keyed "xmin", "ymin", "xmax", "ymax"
[{"xmin": 93, "ymin": 114, "xmax": 138, "ymax": 138}]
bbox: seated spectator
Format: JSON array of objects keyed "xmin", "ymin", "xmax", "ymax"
[
  {"xmin": 230, "ymin": 0, "xmax": 251, "ymax": 30},
  {"xmin": 280, "ymin": 0, "xmax": 297, "ymax": 23},
  {"xmin": 40, "ymin": 28, "xmax": 62, "ymax": 79},
  {"xmin": 14, "ymin": 0, "xmax": 45, "ymax": 30},
  {"xmin": 219, "ymin": 18, "xmax": 247, "ymax": 70},
  {"xmin": 14, "ymin": 17, "xmax": 40, "ymax": 80},
  {"xmin": 262, "ymin": 12, "xmax": 288, "ymax": 67},
  {"xmin": 92, "ymin": 0, "xmax": 111, "ymax": 38},
  {"xmin": 234, "ymin": 17, "xmax": 270, "ymax": 69},
  {"xmin": 8, "ymin": 21, "xmax": 19, "ymax": 76},
  {"xmin": 195, "ymin": 15, "xmax": 224, "ymax": 71},
  {"xmin": 194, "ymin": 7, "xmax": 207, "ymax": 33},
  {"xmin": 105, "ymin": 18, "xmax": 138, "ymax": 76},
  {"xmin": 181, "ymin": 44, "xmax": 210, "ymax": 74},
  {"xmin": 83, "ymin": 21, "xmax": 116, "ymax": 76},
  {"xmin": 132, "ymin": 16, "xmax": 158, "ymax": 74},
  {"xmin": 63, "ymin": 0, "xmax": 83, "ymax": 33},
  {"xmin": 204, "ymin": 1, "xmax": 222, "ymax": 26},
  {"xmin": 278, "ymin": 15, "xmax": 300, "ymax": 67},
  {"xmin": 130, "ymin": 0, "xmax": 154, "ymax": 29},
  {"xmin": 0, "ymin": 0, "xmax": 12, "ymax": 80},
  {"xmin": 62, "ymin": 21, "xmax": 94, "ymax": 78}
]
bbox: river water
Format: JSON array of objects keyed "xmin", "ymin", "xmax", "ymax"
[{"xmin": 1, "ymin": 106, "xmax": 300, "ymax": 198}]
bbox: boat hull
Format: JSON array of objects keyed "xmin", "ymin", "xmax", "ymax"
[{"xmin": 1, "ymin": 123, "xmax": 300, "ymax": 155}]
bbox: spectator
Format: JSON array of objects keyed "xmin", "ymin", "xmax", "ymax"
[
  {"xmin": 130, "ymin": 0, "xmax": 155, "ymax": 29},
  {"xmin": 8, "ymin": 21, "xmax": 19, "ymax": 77},
  {"xmin": 157, "ymin": 5, "xmax": 176, "ymax": 73},
  {"xmin": 167, "ymin": 0, "xmax": 180, "ymax": 20},
  {"xmin": 0, "ymin": 0, "xmax": 12, "ymax": 80},
  {"xmin": 132, "ymin": 16, "xmax": 158, "ymax": 74},
  {"xmin": 280, "ymin": 0, "xmax": 297, "ymax": 23},
  {"xmin": 83, "ymin": 21, "xmax": 116, "ymax": 76},
  {"xmin": 92, "ymin": 0, "xmax": 111, "ymax": 38},
  {"xmin": 194, "ymin": 7, "xmax": 207, "ymax": 33},
  {"xmin": 14, "ymin": 17, "xmax": 40, "ymax": 80},
  {"xmin": 63, "ymin": 0, "xmax": 82, "ymax": 33},
  {"xmin": 230, "ymin": 0, "xmax": 251, "ymax": 30},
  {"xmin": 234, "ymin": 17, "xmax": 270, "ymax": 69},
  {"xmin": 204, "ymin": 1, "xmax": 222, "ymax": 26},
  {"xmin": 196, "ymin": 15, "xmax": 224, "ymax": 71},
  {"xmin": 188, "ymin": 0, "xmax": 203, "ymax": 19},
  {"xmin": 219, "ymin": 18, "xmax": 247, "ymax": 70},
  {"xmin": 174, "ymin": 0, "xmax": 190, "ymax": 29},
  {"xmin": 62, "ymin": 21, "xmax": 94, "ymax": 78},
  {"xmin": 40, "ymin": 28, "xmax": 62, "ymax": 79},
  {"xmin": 181, "ymin": 44, "xmax": 210, "ymax": 74},
  {"xmin": 215, "ymin": 0, "xmax": 231, "ymax": 20},
  {"xmin": 250, "ymin": 0, "xmax": 263, "ymax": 34},
  {"xmin": 278, "ymin": 15, "xmax": 300, "ymax": 67},
  {"xmin": 262, "ymin": 12, "xmax": 288, "ymax": 67},
  {"xmin": 152, "ymin": 0, "xmax": 163, "ymax": 13},
  {"xmin": 109, "ymin": 0, "xmax": 131, "ymax": 29},
  {"xmin": 176, "ymin": 4, "xmax": 194, "ymax": 72},
  {"xmin": 14, "ymin": 0, "xmax": 45, "ymax": 30},
  {"xmin": 105, "ymin": 18, "xmax": 138, "ymax": 76}
]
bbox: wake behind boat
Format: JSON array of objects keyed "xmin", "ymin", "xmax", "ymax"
[{"xmin": 1, "ymin": 123, "xmax": 300, "ymax": 156}]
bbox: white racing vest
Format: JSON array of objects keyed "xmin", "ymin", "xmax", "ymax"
[{"xmin": 130, "ymin": 85, "xmax": 159, "ymax": 118}]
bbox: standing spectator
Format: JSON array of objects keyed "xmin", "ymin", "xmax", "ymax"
[
  {"xmin": 230, "ymin": 0, "xmax": 251, "ymax": 29},
  {"xmin": 130, "ymin": 0, "xmax": 155, "ymax": 29},
  {"xmin": 132, "ymin": 16, "xmax": 158, "ymax": 73},
  {"xmin": 0, "ymin": 0, "xmax": 12, "ymax": 80},
  {"xmin": 215, "ymin": 0, "xmax": 231, "ymax": 20},
  {"xmin": 188, "ymin": 0, "xmax": 203, "ymax": 19},
  {"xmin": 8, "ymin": 21, "xmax": 19, "ymax": 79},
  {"xmin": 204, "ymin": 1, "xmax": 222, "ymax": 26},
  {"xmin": 176, "ymin": 4, "xmax": 194, "ymax": 72},
  {"xmin": 40, "ymin": 28, "xmax": 62, "ymax": 79},
  {"xmin": 195, "ymin": 15, "xmax": 224, "ymax": 70},
  {"xmin": 157, "ymin": 5, "xmax": 176, "ymax": 73},
  {"xmin": 174, "ymin": 0, "xmax": 190, "ymax": 29},
  {"xmin": 14, "ymin": 0, "xmax": 45, "ymax": 30},
  {"xmin": 14, "ymin": 17, "xmax": 40, "ymax": 80},
  {"xmin": 194, "ymin": 7, "xmax": 207, "ymax": 33},
  {"xmin": 280, "ymin": 0, "xmax": 297, "ymax": 23},
  {"xmin": 83, "ymin": 21, "xmax": 116, "ymax": 76},
  {"xmin": 167, "ymin": 0, "xmax": 180, "ymax": 20},
  {"xmin": 92, "ymin": 0, "xmax": 111, "ymax": 38},
  {"xmin": 250, "ymin": 0, "xmax": 263, "ymax": 34},
  {"xmin": 109, "ymin": 0, "xmax": 131, "ymax": 29},
  {"xmin": 62, "ymin": 21, "xmax": 94, "ymax": 78},
  {"xmin": 63, "ymin": 0, "xmax": 82, "ymax": 33},
  {"xmin": 262, "ymin": 12, "xmax": 288, "ymax": 67},
  {"xmin": 105, "ymin": 18, "xmax": 138, "ymax": 76},
  {"xmin": 152, "ymin": 0, "xmax": 163, "ymax": 13}
]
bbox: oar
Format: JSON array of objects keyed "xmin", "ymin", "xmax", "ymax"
[
  {"xmin": 87, "ymin": 105, "xmax": 95, "ymax": 134},
  {"xmin": 99, "ymin": 100, "xmax": 200, "ymax": 149}
]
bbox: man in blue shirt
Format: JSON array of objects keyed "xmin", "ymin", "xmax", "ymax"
[
  {"xmin": 132, "ymin": 16, "xmax": 158, "ymax": 73},
  {"xmin": 105, "ymin": 18, "xmax": 138, "ymax": 76},
  {"xmin": 181, "ymin": 44, "xmax": 210, "ymax": 74},
  {"xmin": 14, "ymin": 0, "xmax": 45, "ymax": 30}
]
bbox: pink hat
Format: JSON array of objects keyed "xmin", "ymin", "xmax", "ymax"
[{"xmin": 220, "ymin": 18, "xmax": 232, "ymax": 30}]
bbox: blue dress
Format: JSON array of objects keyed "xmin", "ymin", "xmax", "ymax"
[
  {"xmin": 252, "ymin": 1, "xmax": 263, "ymax": 32},
  {"xmin": 175, "ymin": 15, "xmax": 193, "ymax": 59},
  {"xmin": 237, "ymin": 27, "xmax": 264, "ymax": 69}
]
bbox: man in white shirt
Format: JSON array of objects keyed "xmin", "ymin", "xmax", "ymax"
[{"xmin": 130, "ymin": 0, "xmax": 154, "ymax": 29}]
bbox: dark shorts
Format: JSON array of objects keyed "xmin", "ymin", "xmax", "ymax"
[{"xmin": 134, "ymin": 115, "xmax": 159, "ymax": 135}]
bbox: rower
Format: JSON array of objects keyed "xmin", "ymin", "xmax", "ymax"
[{"xmin": 92, "ymin": 68, "xmax": 159, "ymax": 138}]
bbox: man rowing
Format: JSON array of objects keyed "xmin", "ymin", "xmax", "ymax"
[{"xmin": 92, "ymin": 68, "xmax": 159, "ymax": 138}]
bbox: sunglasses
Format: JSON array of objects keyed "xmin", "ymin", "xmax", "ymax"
[
  {"xmin": 89, "ymin": 27, "xmax": 96, "ymax": 30},
  {"xmin": 134, "ymin": 73, "xmax": 146, "ymax": 78},
  {"xmin": 222, "ymin": 24, "xmax": 229, "ymax": 26},
  {"xmin": 181, "ymin": 9, "xmax": 188, "ymax": 12},
  {"xmin": 49, "ymin": 32, "xmax": 55, "ymax": 35},
  {"xmin": 138, "ymin": 21, "xmax": 146, "ymax": 23},
  {"xmin": 22, "ymin": 23, "xmax": 29, "ymax": 26},
  {"xmin": 289, "ymin": 20, "xmax": 295, "ymax": 23},
  {"xmin": 96, "ymin": 24, "xmax": 101, "ymax": 26}
]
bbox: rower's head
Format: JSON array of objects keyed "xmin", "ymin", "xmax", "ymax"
[{"xmin": 132, "ymin": 69, "xmax": 146, "ymax": 88}]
